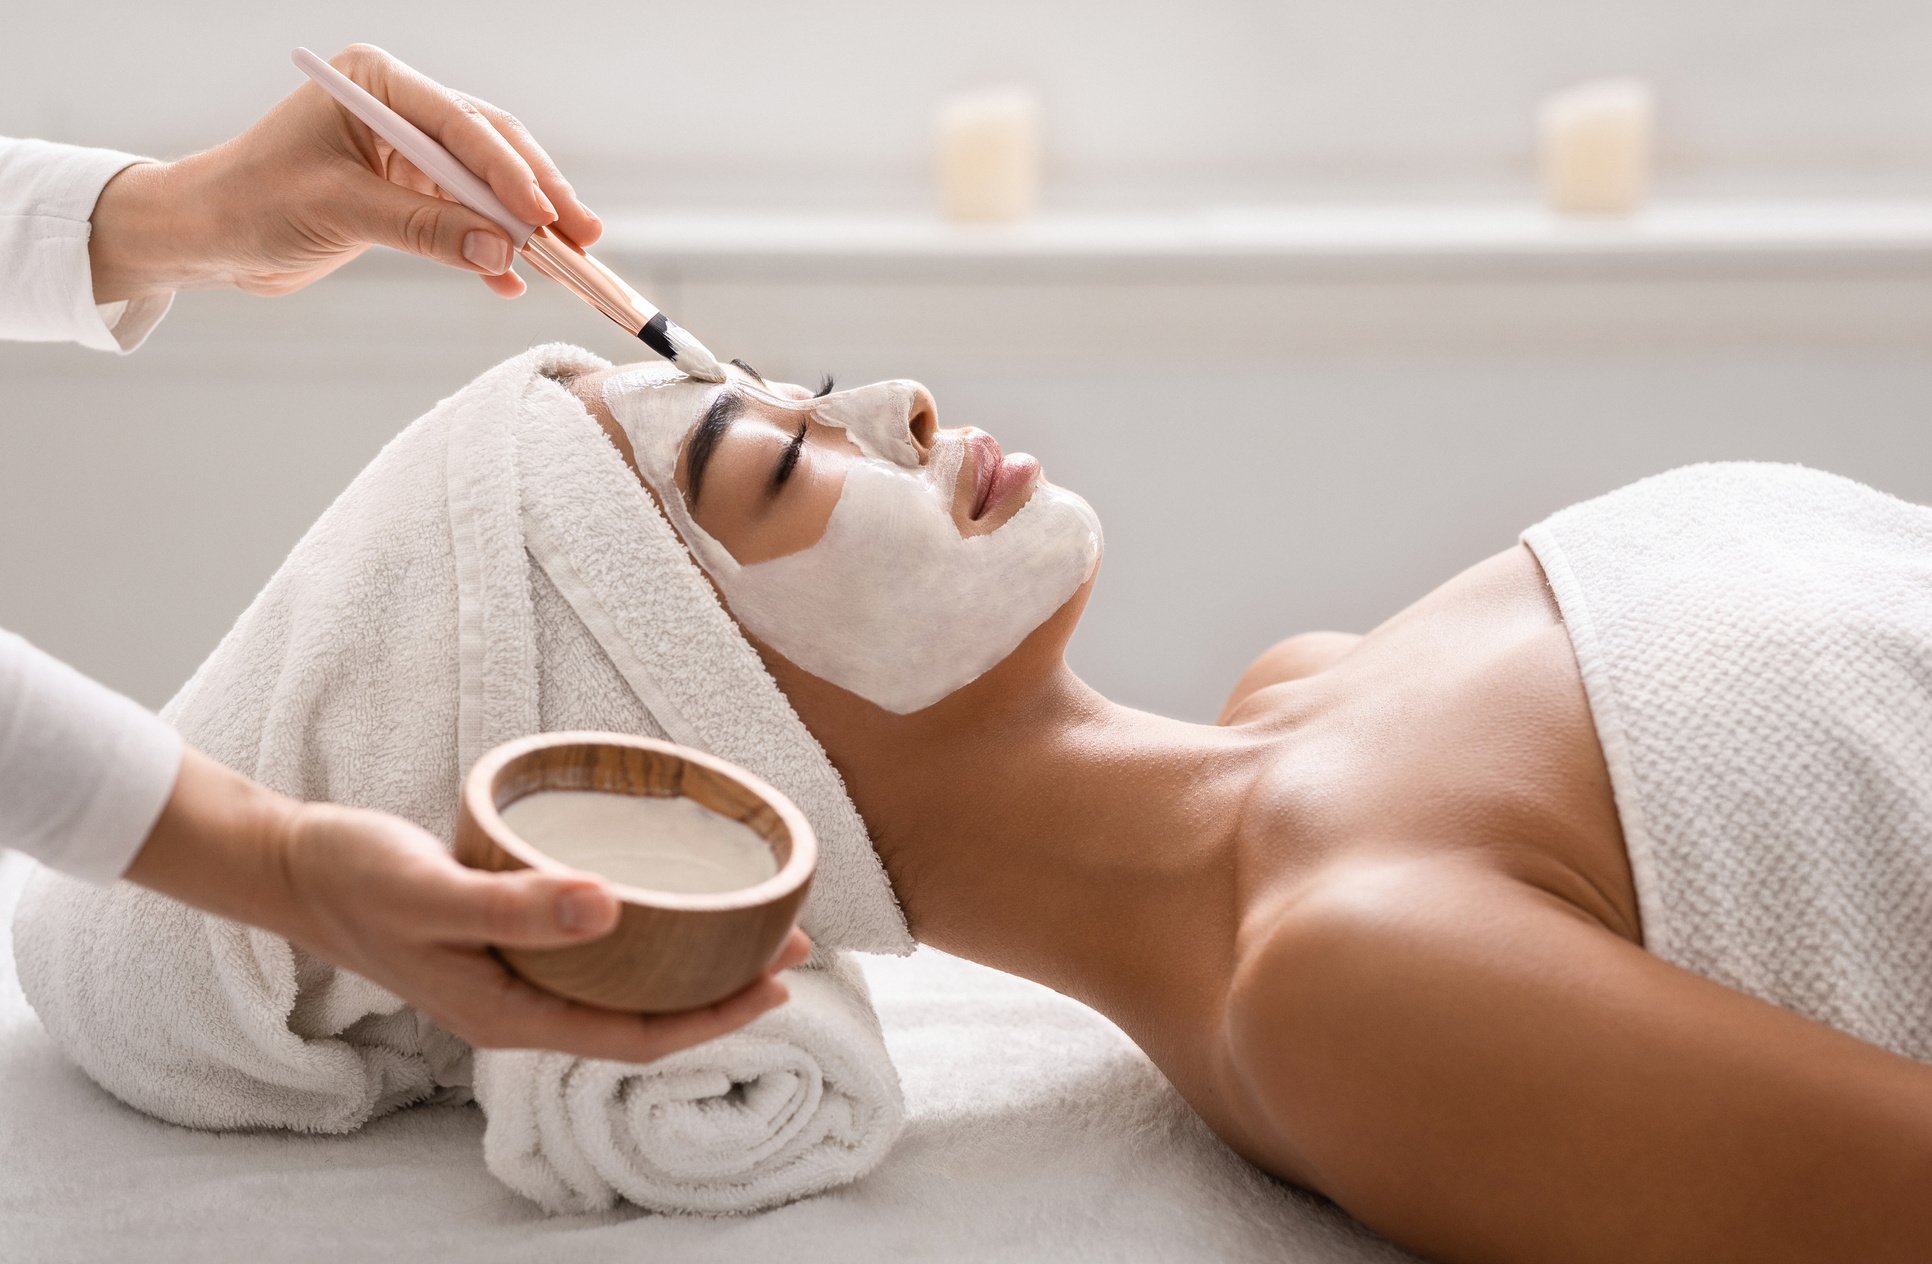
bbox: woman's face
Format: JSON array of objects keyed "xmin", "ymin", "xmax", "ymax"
[
  {"xmin": 581, "ymin": 360, "xmax": 1102, "ymax": 715},
  {"xmin": 666, "ymin": 361, "xmax": 1039, "ymax": 561}
]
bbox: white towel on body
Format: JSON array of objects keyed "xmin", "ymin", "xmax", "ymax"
[
  {"xmin": 14, "ymin": 343, "xmax": 913, "ymax": 1214},
  {"xmin": 1522, "ymin": 462, "xmax": 1932, "ymax": 1060}
]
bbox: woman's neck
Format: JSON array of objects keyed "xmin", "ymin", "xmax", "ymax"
[{"xmin": 822, "ymin": 666, "xmax": 1281, "ymax": 1058}]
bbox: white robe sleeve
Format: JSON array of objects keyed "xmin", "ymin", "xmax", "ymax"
[
  {"xmin": 0, "ymin": 629, "xmax": 182, "ymax": 883},
  {"xmin": 0, "ymin": 137, "xmax": 174, "ymax": 352}
]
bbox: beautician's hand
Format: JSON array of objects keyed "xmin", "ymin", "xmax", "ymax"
[
  {"xmin": 88, "ymin": 43, "xmax": 598, "ymax": 304},
  {"xmin": 126, "ymin": 748, "xmax": 812, "ymax": 1063}
]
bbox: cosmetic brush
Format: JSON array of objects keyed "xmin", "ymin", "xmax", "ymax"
[{"xmin": 292, "ymin": 47, "xmax": 724, "ymax": 382}]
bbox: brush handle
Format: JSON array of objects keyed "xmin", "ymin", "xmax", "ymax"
[{"xmin": 291, "ymin": 47, "xmax": 538, "ymax": 248}]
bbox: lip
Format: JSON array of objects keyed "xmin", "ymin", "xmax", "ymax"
[
  {"xmin": 982, "ymin": 452, "xmax": 1041, "ymax": 519},
  {"xmin": 967, "ymin": 432, "xmax": 1003, "ymax": 519}
]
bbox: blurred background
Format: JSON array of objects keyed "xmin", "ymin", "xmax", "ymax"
[{"xmin": 5, "ymin": 1, "xmax": 1931, "ymax": 721}]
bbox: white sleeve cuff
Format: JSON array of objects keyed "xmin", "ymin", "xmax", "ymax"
[
  {"xmin": 0, "ymin": 138, "xmax": 176, "ymax": 353},
  {"xmin": 0, "ymin": 630, "xmax": 184, "ymax": 884},
  {"xmin": 95, "ymin": 291, "xmax": 175, "ymax": 353}
]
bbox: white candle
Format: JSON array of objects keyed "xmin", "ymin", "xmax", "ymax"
[
  {"xmin": 500, "ymin": 791, "xmax": 777, "ymax": 895},
  {"xmin": 936, "ymin": 85, "xmax": 1043, "ymax": 222},
  {"xmin": 1538, "ymin": 78, "xmax": 1656, "ymax": 215}
]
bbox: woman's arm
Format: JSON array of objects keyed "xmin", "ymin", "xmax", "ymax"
[
  {"xmin": 0, "ymin": 138, "xmax": 175, "ymax": 351},
  {"xmin": 126, "ymin": 747, "xmax": 807, "ymax": 1062},
  {"xmin": 1228, "ymin": 860, "xmax": 1932, "ymax": 1263}
]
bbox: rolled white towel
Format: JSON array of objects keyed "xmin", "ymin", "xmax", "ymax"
[
  {"xmin": 13, "ymin": 876, "xmax": 466, "ymax": 1134},
  {"xmin": 476, "ymin": 956, "xmax": 902, "ymax": 1214}
]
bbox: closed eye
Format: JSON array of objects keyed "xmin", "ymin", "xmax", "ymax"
[{"xmin": 773, "ymin": 419, "xmax": 808, "ymax": 490}]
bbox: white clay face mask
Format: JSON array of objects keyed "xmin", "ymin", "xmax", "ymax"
[
  {"xmin": 605, "ymin": 366, "xmax": 1102, "ymax": 714},
  {"xmin": 500, "ymin": 791, "xmax": 776, "ymax": 894}
]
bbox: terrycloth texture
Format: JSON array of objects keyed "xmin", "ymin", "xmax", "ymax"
[
  {"xmin": 13, "ymin": 344, "xmax": 911, "ymax": 1213},
  {"xmin": 0, "ymin": 852, "xmax": 1420, "ymax": 1264},
  {"xmin": 1522, "ymin": 462, "xmax": 1932, "ymax": 1059},
  {"xmin": 478, "ymin": 954, "xmax": 904, "ymax": 1214}
]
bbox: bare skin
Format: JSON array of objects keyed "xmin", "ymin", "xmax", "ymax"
[{"xmin": 567, "ymin": 364, "xmax": 1932, "ymax": 1263}]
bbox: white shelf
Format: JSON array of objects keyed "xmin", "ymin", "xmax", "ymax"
[{"xmin": 595, "ymin": 202, "xmax": 1932, "ymax": 281}]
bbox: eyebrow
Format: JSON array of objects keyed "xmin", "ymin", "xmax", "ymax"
[
  {"xmin": 684, "ymin": 389, "xmax": 747, "ymax": 508},
  {"xmin": 730, "ymin": 358, "xmax": 764, "ymax": 383}
]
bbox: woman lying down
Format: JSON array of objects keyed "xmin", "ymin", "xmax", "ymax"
[
  {"xmin": 565, "ymin": 356, "xmax": 1932, "ymax": 1262},
  {"xmin": 20, "ymin": 345, "xmax": 1932, "ymax": 1254}
]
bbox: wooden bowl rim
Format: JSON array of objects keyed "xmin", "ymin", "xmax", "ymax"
[{"xmin": 464, "ymin": 731, "xmax": 817, "ymax": 912}]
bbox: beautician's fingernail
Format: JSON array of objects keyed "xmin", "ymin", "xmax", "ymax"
[
  {"xmin": 463, "ymin": 231, "xmax": 512, "ymax": 274},
  {"xmin": 557, "ymin": 886, "xmax": 611, "ymax": 934},
  {"xmin": 532, "ymin": 182, "xmax": 557, "ymax": 220}
]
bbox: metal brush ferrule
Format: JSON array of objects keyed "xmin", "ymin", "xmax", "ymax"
[{"xmin": 517, "ymin": 226, "xmax": 650, "ymax": 337}]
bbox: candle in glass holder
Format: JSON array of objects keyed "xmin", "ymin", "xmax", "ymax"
[
  {"xmin": 1539, "ymin": 78, "xmax": 1656, "ymax": 215},
  {"xmin": 936, "ymin": 85, "xmax": 1042, "ymax": 222}
]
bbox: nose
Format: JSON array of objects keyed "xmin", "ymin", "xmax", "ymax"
[
  {"xmin": 814, "ymin": 378, "xmax": 940, "ymax": 468},
  {"xmin": 903, "ymin": 384, "xmax": 938, "ymax": 456}
]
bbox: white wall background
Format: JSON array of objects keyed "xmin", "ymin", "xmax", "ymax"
[
  {"xmin": 11, "ymin": 0, "xmax": 1932, "ymax": 204},
  {"xmin": 4, "ymin": 2, "xmax": 1931, "ymax": 723}
]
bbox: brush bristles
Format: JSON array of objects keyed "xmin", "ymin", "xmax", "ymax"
[{"xmin": 666, "ymin": 324, "xmax": 726, "ymax": 383}]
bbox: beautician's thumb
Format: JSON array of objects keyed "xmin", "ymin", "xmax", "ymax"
[
  {"xmin": 344, "ymin": 176, "xmax": 517, "ymax": 277},
  {"xmin": 437, "ymin": 868, "xmax": 622, "ymax": 947}
]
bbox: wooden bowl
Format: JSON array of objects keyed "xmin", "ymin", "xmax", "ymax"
[{"xmin": 454, "ymin": 731, "xmax": 816, "ymax": 1013}]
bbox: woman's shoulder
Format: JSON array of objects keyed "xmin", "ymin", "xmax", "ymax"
[
  {"xmin": 1218, "ymin": 858, "xmax": 1564, "ymax": 1137},
  {"xmin": 1217, "ymin": 631, "xmax": 1363, "ymax": 724},
  {"xmin": 1218, "ymin": 851, "xmax": 1932, "ymax": 1260}
]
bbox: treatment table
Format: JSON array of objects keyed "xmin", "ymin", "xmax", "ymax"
[{"xmin": 0, "ymin": 853, "xmax": 1418, "ymax": 1263}]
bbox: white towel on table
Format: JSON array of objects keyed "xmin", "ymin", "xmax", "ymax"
[
  {"xmin": 14, "ymin": 343, "xmax": 913, "ymax": 1213},
  {"xmin": 478, "ymin": 954, "xmax": 905, "ymax": 1215}
]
